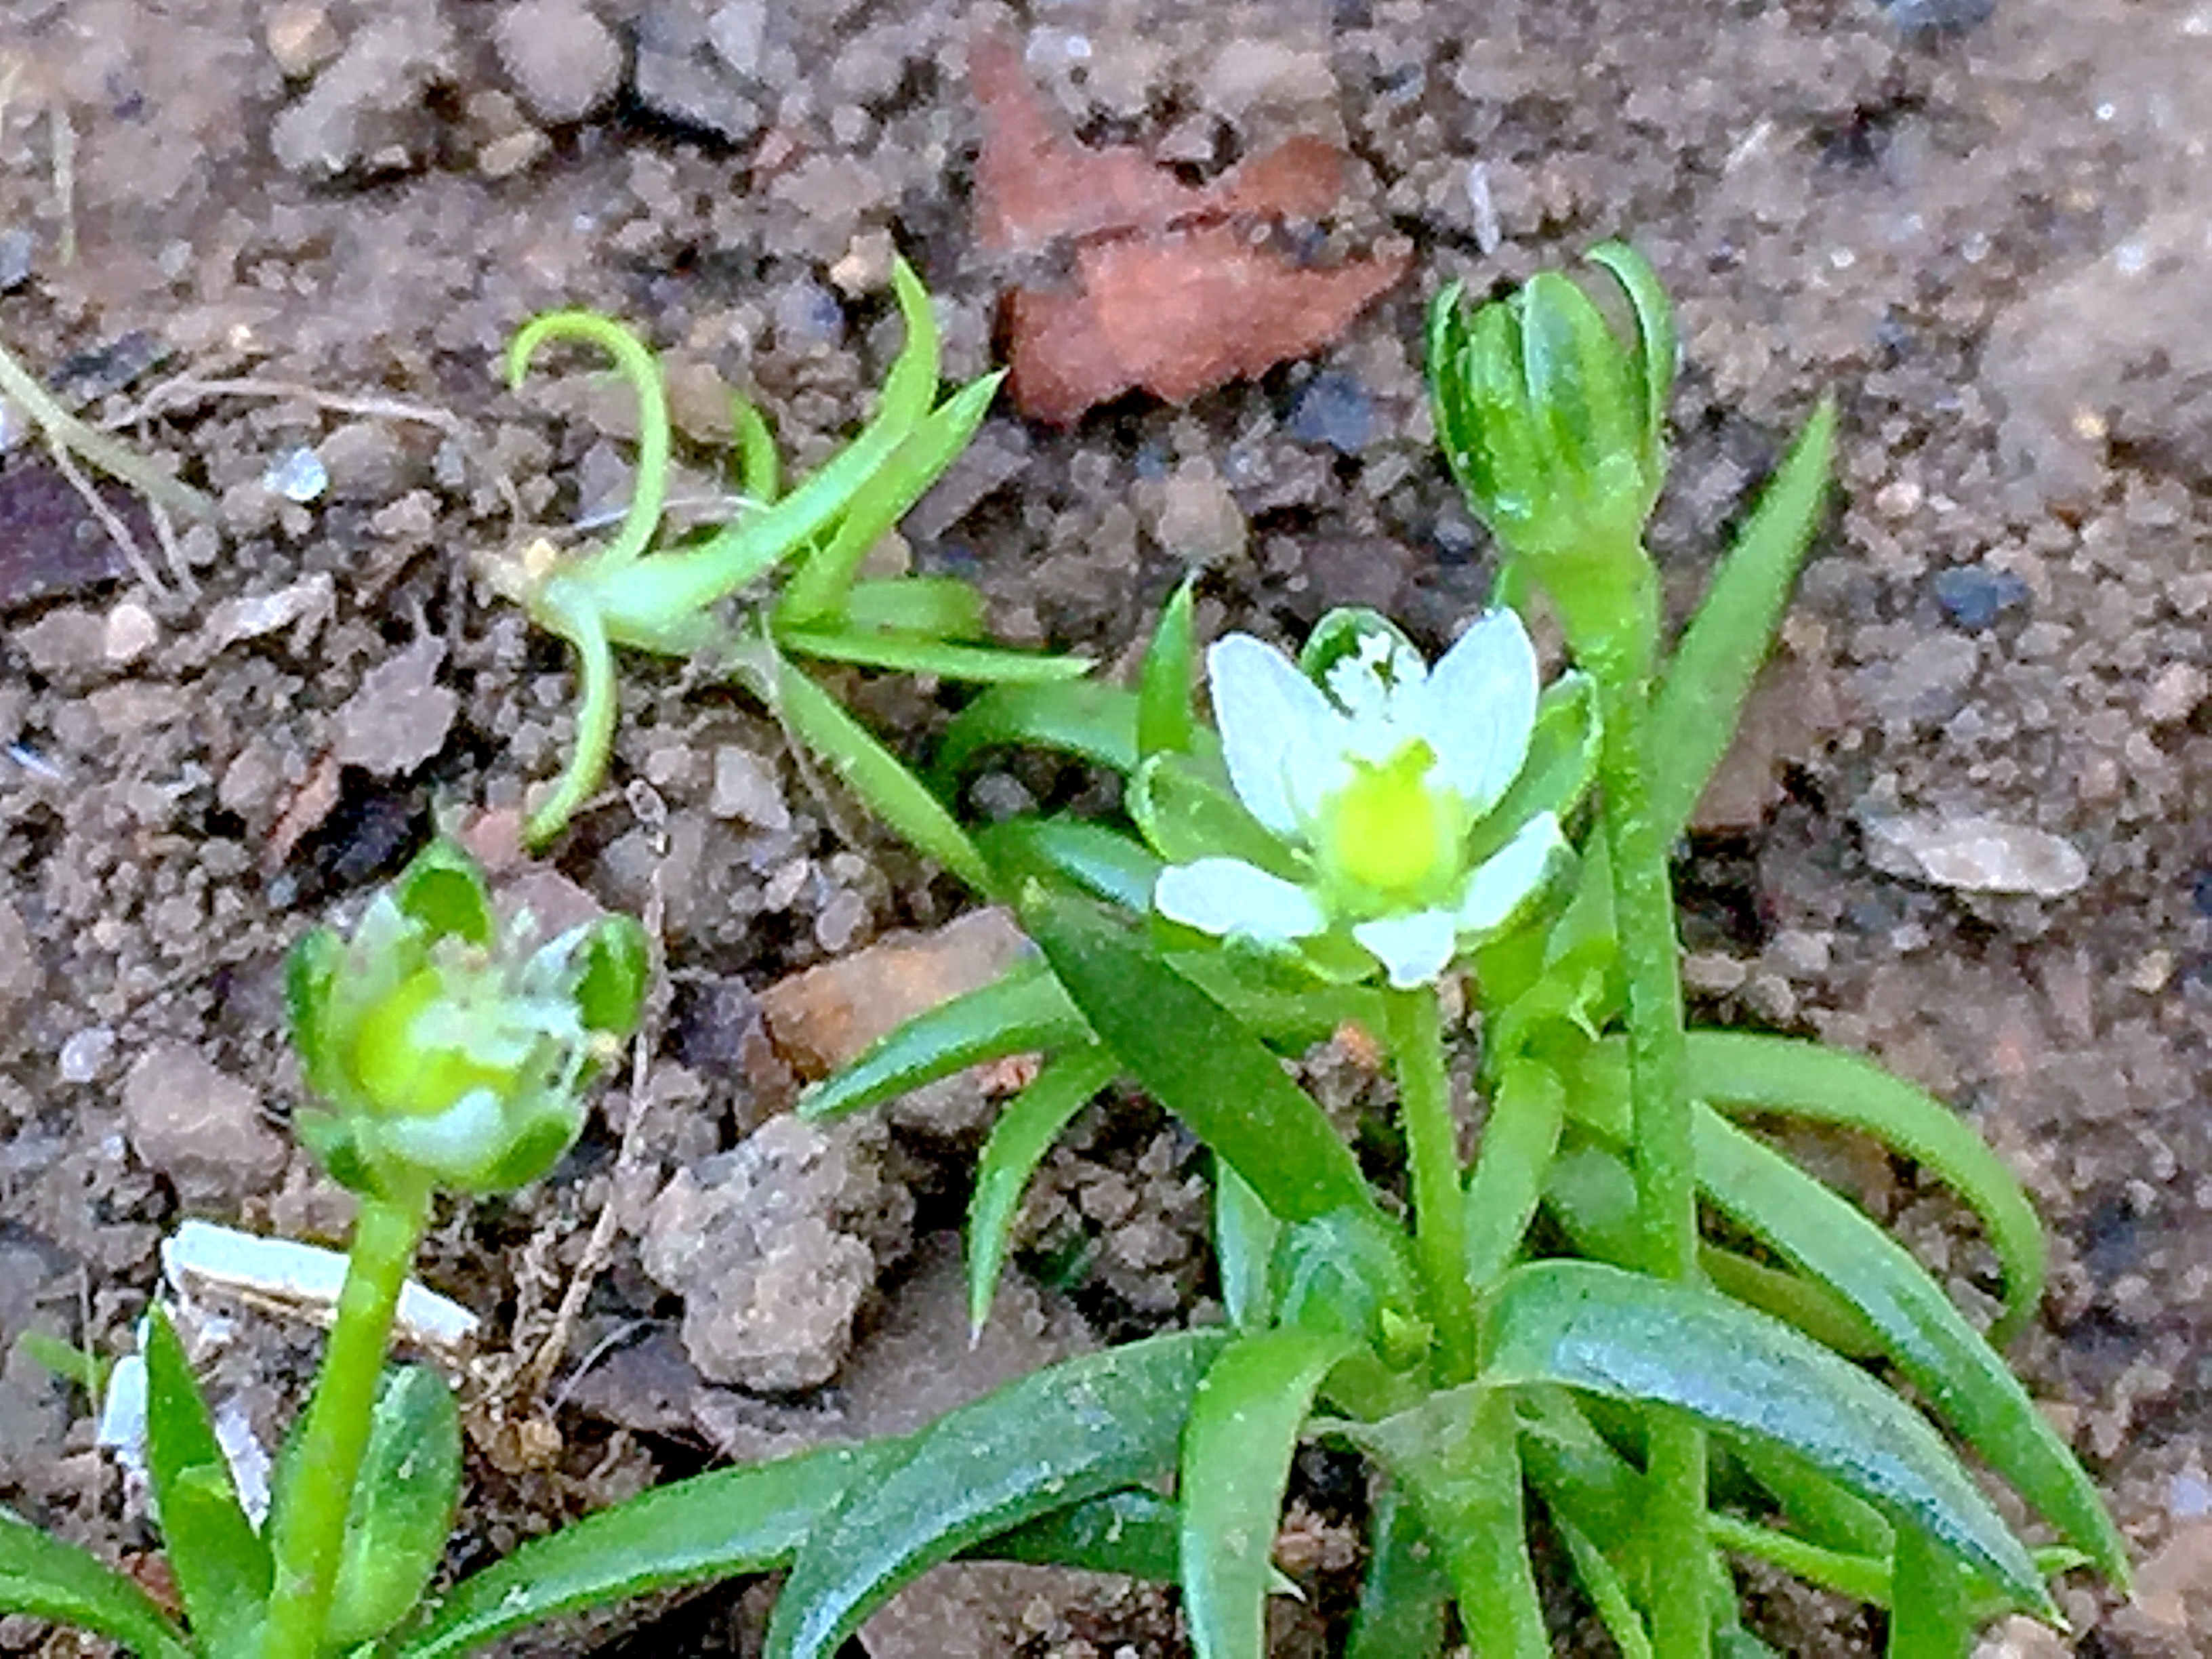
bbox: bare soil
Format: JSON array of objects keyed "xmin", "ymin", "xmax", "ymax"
[{"xmin": 1, "ymin": 1, "xmax": 2209, "ymax": 1654}]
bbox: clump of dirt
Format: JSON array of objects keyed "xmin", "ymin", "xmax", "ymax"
[{"xmin": 1, "ymin": 0, "xmax": 2209, "ymax": 1654}]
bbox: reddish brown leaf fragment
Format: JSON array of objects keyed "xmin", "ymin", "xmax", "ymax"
[
  {"xmin": 1007, "ymin": 228, "xmax": 1411, "ymax": 426},
  {"xmin": 1210, "ymin": 135, "xmax": 1345, "ymax": 222},
  {"xmin": 971, "ymin": 32, "xmax": 1206, "ymax": 254}
]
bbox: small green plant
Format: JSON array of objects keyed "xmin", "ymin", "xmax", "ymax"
[
  {"xmin": 483, "ymin": 258, "xmax": 1084, "ymax": 875},
  {"xmin": 784, "ymin": 246, "xmax": 2128, "ymax": 1657}
]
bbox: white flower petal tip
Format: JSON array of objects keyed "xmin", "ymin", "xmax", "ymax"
[
  {"xmin": 1353, "ymin": 909, "xmax": 1462, "ymax": 989},
  {"xmin": 1456, "ymin": 814, "xmax": 1568, "ymax": 935},
  {"xmin": 1422, "ymin": 609, "xmax": 1540, "ymax": 815},
  {"xmin": 1155, "ymin": 858, "xmax": 1328, "ymax": 945},
  {"xmin": 1208, "ymin": 634, "xmax": 1344, "ymax": 838}
]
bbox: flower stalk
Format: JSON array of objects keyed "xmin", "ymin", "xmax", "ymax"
[
  {"xmin": 254, "ymin": 1187, "xmax": 431, "ymax": 1659},
  {"xmin": 1382, "ymin": 984, "xmax": 1478, "ymax": 1383}
]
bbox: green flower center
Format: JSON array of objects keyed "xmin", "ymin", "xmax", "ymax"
[
  {"xmin": 1322, "ymin": 743, "xmax": 1460, "ymax": 898},
  {"xmin": 352, "ymin": 966, "xmax": 521, "ymax": 1118}
]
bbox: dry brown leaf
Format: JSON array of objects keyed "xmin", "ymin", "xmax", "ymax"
[
  {"xmin": 970, "ymin": 30, "xmax": 1406, "ymax": 424},
  {"xmin": 1009, "ymin": 226, "xmax": 1412, "ymax": 426}
]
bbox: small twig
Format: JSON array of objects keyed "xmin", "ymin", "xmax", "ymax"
[
  {"xmin": 49, "ymin": 103, "xmax": 73, "ymax": 268},
  {"xmin": 47, "ymin": 437, "xmax": 167, "ymax": 598},
  {"xmin": 0, "ymin": 335, "xmax": 214, "ymax": 522},
  {"xmin": 516, "ymin": 787, "xmax": 670, "ymax": 1402}
]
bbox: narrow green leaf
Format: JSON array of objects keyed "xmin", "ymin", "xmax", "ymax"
[
  {"xmin": 976, "ymin": 819, "xmax": 1162, "ymax": 912},
  {"xmin": 1722, "ymin": 1433, "xmax": 1893, "ymax": 1560},
  {"xmin": 777, "ymin": 369, "xmax": 1002, "ymax": 626},
  {"xmin": 0, "ymin": 1511, "xmax": 191, "ymax": 1659},
  {"xmin": 972, "ymin": 1488, "xmax": 1182, "ymax": 1582},
  {"xmin": 731, "ymin": 393, "xmax": 779, "ymax": 504},
  {"xmin": 1887, "ymin": 1526, "xmax": 1977, "ymax": 1659},
  {"xmin": 968, "ymin": 1044, "xmax": 1118, "ymax": 1334},
  {"xmin": 1555, "ymin": 1511, "xmax": 1656, "ymax": 1659},
  {"xmin": 392, "ymin": 1441, "xmax": 880, "ymax": 1658},
  {"xmin": 1215, "ymin": 1161, "xmax": 1281, "ymax": 1334},
  {"xmin": 142, "ymin": 1307, "xmax": 270, "ymax": 1651},
  {"xmin": 765, "ymin": 1332, "xmax": 1229, "ymax": 1659},
  {"xmin": 1483, "ymin": 1261, "xmax": 2054, "ymax": 1618},
  {"xmin": 1351, "ymin": 1386, "xmax": 1549, "ymax": 1659},
  {"xmin": 1136, "ymin": 577, "xmax": 1199, "ymax": 760},
  {"xmin": 1344, "ymin": 1486, "xmax": 1450, "ymax": 1659},
  {"xmin": 1462, "ymin": 1057, "xmax": 1564, "ymax": 1288},
  {"xmin": 839, "ymin": 575, "xmax": 987, "ymax": 640},
  {"xmin": 326, "ymin": 1366, "xmax": 462, "ymax": 1646},
  {"xmin": 782, "ymin": 628, "xmax": 1092, "ymax": 683},
  {"xmin": 1019, "ymin": 885, "xmax": 1376, "ymax": 1225},
  {"xmin": 1181, "ymin": 1326, "xmax": 1353, "ymax": 1659},
  {"xmin": 769, "ymin": 652, "xmax": 992, "ymax": 893},
  {"xmin": 1647, "ymin": 394, "xmax": 1835, "ymax": 842},
  {"xmin": 802, "ymin": 958, "xmax": 1088, "ymax": 1124},
  {"xmin": 1694, "ymin": 1109, "xmax": 2125, "ymax": 1583},
  {"xmin": 1681, "ymin": 1031, "xmax": 2047, "ymax": 1349},
  {"xmin": 1705, "ymin": 1513, "xmax": 1888, "ymax": 1605},
  {"xmin": 935, "ymin": 681, "xmax": 1141, "ymax": 783},
  {"xmin": 506, "ymin": 310, "xmax": 670, "ymax": 571}
]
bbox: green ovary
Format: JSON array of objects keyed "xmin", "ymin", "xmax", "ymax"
[
  {"xmin": 1322, "ymin": 744, "xmax": 1461, "ymax": 899},
  {"xmin": 352, "ymin": 967, "xmax": 518, "ymax": 1118}
]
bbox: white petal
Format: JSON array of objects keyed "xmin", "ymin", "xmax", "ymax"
[
  {"xmin": 1454, "ymin": 813, "xmax": 1566, "ymax": 935},
  {"xmin": 1417, "ymin": 610, "xmax": 1539, "ymax": 816},
  {"xmin": 1209, "ymin": 634, "xmax": 1346, "ymax": 839},
  {"xmin": 1353, "ymin": 909, "xmax": 1461, "ymax": 989},
  {"xmin": 1155, "ymin": 858, "xmax": 1328, "ymax": 944}
]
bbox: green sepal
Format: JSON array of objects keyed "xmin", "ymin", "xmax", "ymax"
[
  {"xmin": 1129, "ymin": 751, "xmax": 1303, "ymax": 882},
  {"xmin": 392, "ymin": 841, "xmax": 497, "ymax": 947},
  {"xmin": 286, "ymin": 925, "xmax": 349, "ymax": 1105},
  {"xmin": 325, "ymin": 1366, "xmax": 462, "ymax": 1647},
  {"xmin": 1136, "ymin": 576, "xmax": 1200, "ymax": 760},
  {"xmin": 571, "ymin": 914, "xmax": 652, "ymax": 1037},
  {"xmin": 1297, "ymin": 607, "xmax": 1418, "ymax": 688}
]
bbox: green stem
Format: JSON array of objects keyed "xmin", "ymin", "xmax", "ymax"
[
  {"xmin": 257, "ymin": 1187, "xmax": 433, "ymax": 1659},
  {"xmin": 1591, "ymin": 598, "xmax": 1708, "ymax": 1659},
  {"xmin": 1382, "ymin": 985, "xmax": 1477, "ymax": 1384}
]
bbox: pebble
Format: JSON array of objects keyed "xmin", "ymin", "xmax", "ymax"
[
  {"xmin": 707, "ymin": 0, "xmax": 768, "ymax": 77},
  {"xmin": 1930, "ymin": 566, "xmax": 2029, "ymax": 632},
  {"xmin": 270, "ymin": 9, "xmax": 457, "ymax": 178},
  {"xmin": 1858, "ymin": 809, "xmax": 2089, "ymax": 899},
  {"xmin": 264, "ymin": 3, "xmax": 342, "ymax": 78},
  {"xmin": 710, "ymin": 745, "xmax": 792, "ymax": 830},
  {"xmin": 263, "ymin": 445, "xmax": 328, "ymax": 504},
  {"xmin": 759, "ymin": 907, "xmax": 1031, "ymax": 1079},
  {"xmin": 0, "ymin": 901, "xmax": 39, "ymax": 1010},
  {"xmin": 0, "ymin": 228, "xmax": 33, "ymax": 293},
  {"xmin": 640, "ymin": 1115, "xmax": 909, "ymax": 1391},
  {"xmin": 58, "ymin": 1026, "xmax": 115, "ymax": 1083},
  {"xmin": 2129, "ymin": 1517, "xmax": 2212, "ymax": 1632},
  {"xmin": 2142, "ymin": 661, "xmax": 2207, "ymax": 726},
  {"xmin": 1970, "ymin": 1617, "xmax": 2068, "ymax": 1659},
  {"xmin": 317, "ymin": 421, "xmax": 414, "ymax": 502},
  {"xmin": 495, "ymin": 0, "xmax": 622, "ymax": 125},
  {"xmin": 632, "ymin": 0, "xmax": 764, "ymax": 143},
  {"xmin": 1286, "ymin": 369, "xmax": 1374, "ymax": 453},
  {"xmin": 1151, "ymin": 460, "xmax": 1248, "ymax": 567},
  {"xmin": 121, "ymin": 1044, "xmax": 289, "ymax": 1198},
  {"xmin": 104, "ymin": 600, "xmax": 159, "ymax": 664},
  {"xmin": 332, "ymin": 636, "xmax": 457, "ymax": 776}
]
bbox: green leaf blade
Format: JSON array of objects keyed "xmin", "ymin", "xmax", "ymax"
[
  {"xmin": 0, "ymin": 1511, "xmax": 192, "ymax": 1659},
  {"xmin": 392, "ymin": 1442, "xmax": 878, "ymax": 1658},
  {"xmin": 325, "ymin": 1365, "xmax": 462, "ymax": 1646},
  {"xmin": 1181, "ymin": 1326, "xmax": 1352, "ymax": 1659},
  {"xmin": 1019, "ymin": 885, "xmax": 1376, "ymax": 1225},
  {"xmin": 142, "ymin": 1307, "xmax": 270, "ymax": 1652},
  {"xmin": 967, "ymin": 1044, "xmax": 1118, "ymax": 1333},
  {"xmin": 764, "ymin": 1331, "xmax": 1229, "ymax": 1659},
  {"xmin": 1483, "ymin": 1260, "xmax": 2054, "ymax": 1618}
]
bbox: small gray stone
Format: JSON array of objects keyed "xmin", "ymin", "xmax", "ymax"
[
  {"xmin": 632, "ymin": 0, "xmax": 763, "ymax": 142},
  {"xmin": 1150, "ymin": 460, "xmax": 1247, "ymax": 567},
  {"xmin": 0, "ymin": 228, "xmax": 35, "ymax": 293},
  {"xmin": 707, "ymin": 0, "xmax": 766, "ymax": 77},
  {"xmin": 332, "ymin": 636, "xmax": 457, "ymax": 776},
  {"xmin": 122, "ymin": 1044, "xmax": 288, "ymax": 1197},
  {"xmin": 270, "ymin": 7, "xmax": 456, "ymax": 178},
  {"xmin": 1858, "ymin": 810, "xmax": 2089, "ymax": 899},
  {"xmin": 640, "ymin": 1115, "xmax": 912, "ymax": 1392},
  {"xmin": 495, "ymin": 0, "xmax": 622, "ymax": 125},
  {"xmin": 709, "ymin": 745, "xmax": 790, "ymax": 830},
  {"xmin": 0, "ymin": 899, "xmax": 39, "ymax": 1010}
]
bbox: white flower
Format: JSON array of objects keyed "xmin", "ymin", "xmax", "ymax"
[{"xmin": 1152, "ymin": 611, "xmax": 1565, "ymax": 989}]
